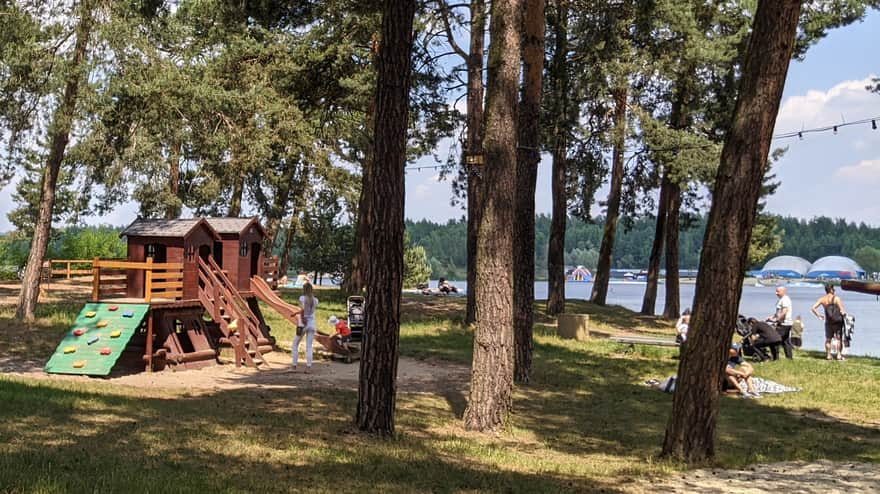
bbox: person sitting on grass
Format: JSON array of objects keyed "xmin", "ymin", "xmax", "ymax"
[
  {"xmin": 328, "ymin": 315, "xmax": 352, "ymax": 351},
  {"xmin": 438, "ymin": 278, "xmax": 458, "ymax": 295},
  {"xmin": 725, "ymin": 343, "xmax": 761, "ymax": 398}
]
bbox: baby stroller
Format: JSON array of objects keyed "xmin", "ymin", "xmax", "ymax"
[
  {"xmin": 347, "ymin": 295, "xmax": 365, "ymax": 342},
  {"xmin": 735, "ymin": 314, "xmax": 773, "ymax": 362}
]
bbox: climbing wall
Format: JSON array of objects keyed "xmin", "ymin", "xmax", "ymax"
[{"xmin": 45, "ymin": 303, "xmax": 150, "ymax": 376}]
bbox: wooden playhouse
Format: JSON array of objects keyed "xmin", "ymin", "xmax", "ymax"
[{"xmin": 45, "ymin": 217, "xmax": 293, "ymax": 376}]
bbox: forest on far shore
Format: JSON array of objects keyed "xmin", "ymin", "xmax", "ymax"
[
  {"xmin": 2, "ymin": 213, "xmax": 879, "ymax": 283},
  {"xmin": 407, "ymin": 214, "xmax": 880, "ymax": 280}
]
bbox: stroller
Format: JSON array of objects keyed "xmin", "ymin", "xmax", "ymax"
[
  {"xmin": 347, "ymin": 295, "xmax": 365, "ymax": 342},
  {"xmin": 735, "ymin": 315, "xmax": 774, "ymax": 362}
]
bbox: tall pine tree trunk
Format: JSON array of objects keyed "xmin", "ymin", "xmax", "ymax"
[
  {"xmin": 640, "ymin": 174, "xmax": 671, "ymax": 315},
  {"xmin": 355, "ymin": 0, "xmax": 416, "ymax": 435},
  {"xmin": 591, "ymin": 87, "xmax": 627, "ymax": 306},
  {"xmin": 545, "ymin": 0, "xmax": 568, "ymax": 316},
  {"xmin": 662, "ymin": 80, "xmax": 691, "ymax": 319},
  {"xmin": 661, "ymin": 0, "xmax": 801, "ymax": 461},
  {"xmin": 514, "ymin": 0, "xmax": 545, "ymax": 384},
  {"xmin": 465, "ymin": 0, "xmax": 486, "ymax": 325},
  {"xmin": 16, "ymin": 1, "xmax": 93, "ymax": 322},
  {"xmin": 464, "ymin": 0, "xmax": 522, "ymax": 431},
  {"xmin": 165, "ymin": 140, "xmax": 181, "ymax": 219},
  {"xmin": 663, "ymin": 180, "xmax": 682, "ymax": 318}
]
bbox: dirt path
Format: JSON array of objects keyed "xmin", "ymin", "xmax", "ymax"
[{"xmin": 630, "ymin": 460, "xmax": 880, "ymax": 493}]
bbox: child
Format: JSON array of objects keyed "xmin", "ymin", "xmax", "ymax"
[
  {"xmin": 675, "ymin": 308, "xmax": 691, "ymax": 344},
  {"xmin": 292, "ymin": 282, "xmax": 318, "ymax": 372},
  {"xmin": 328, "ymin": 315, "xmax": 352, "ymax": 351}
]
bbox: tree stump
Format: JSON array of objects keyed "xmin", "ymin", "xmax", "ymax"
[{"xmin": 557, "ymin": 314, "xmax": 590, "ymax": 341}]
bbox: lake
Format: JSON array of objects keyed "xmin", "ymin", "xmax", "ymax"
[{"xmin": 441, "ymin": 280, "xmax": 880, "ymax": 357}]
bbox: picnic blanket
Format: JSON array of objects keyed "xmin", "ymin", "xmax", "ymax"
[{"xmin": 646, "ymin": 376, "xmax": 800, "ymax": 394}]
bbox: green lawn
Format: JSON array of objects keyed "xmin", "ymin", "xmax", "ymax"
[{"xmin": 1, "ymin": 293, "xmax": 879, "ymax": 493}]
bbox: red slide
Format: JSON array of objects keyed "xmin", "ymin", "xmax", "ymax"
[{"xmin": 250, "ymin": 276, "xmax": 303, "ymax": 325}]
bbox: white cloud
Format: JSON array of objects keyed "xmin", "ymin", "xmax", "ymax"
[
  {"xmin": 414, "ymin": 184, "xmax": 431, "ymax": 199},
  {"xmin": 775, "ymin": 75, "xmax": 879, "ymax": 134},
  {"xmin": 835, "ymin": 159, "xmax": 880, "ymax": 184}
]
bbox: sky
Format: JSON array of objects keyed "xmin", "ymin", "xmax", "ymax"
[
  {"xmin": 404, "ymin": 10, "xmax": 880, "ymax": 225},
  {"xmin": 0, "ymin": 11, "xmax": 878, "ymax": 231}
]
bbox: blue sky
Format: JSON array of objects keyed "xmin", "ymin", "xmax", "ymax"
[
  {"xmin": 0, "ymin": 11, "xmax": 878, "ymax": 230},
  {"xmin": 404, "ymin": 10, "xmax": 880, "ymax": 225}
]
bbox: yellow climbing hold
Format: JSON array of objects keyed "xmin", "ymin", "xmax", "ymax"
[
  {"xmin": 110, "ymin": 330, "xmax": 122, "ymax": 338},
  {"xmin": 72, "ymin": 360, "xmax": 86, "ymax": 368},
  {"xmin": 63, "ymin": 346, "xmax": 76, "ymax": 354},
  {"xmin": 96, "ymin": 320, "xmax": 109, "ymax": 328},
  {"xmin": 85, "ymin": 311, "xmax": 97, "ymax": 318}
]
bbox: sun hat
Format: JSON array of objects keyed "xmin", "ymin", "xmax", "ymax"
[{"xmin": 328, "ymin": 315, "xmax": 339, "ymax": 326}]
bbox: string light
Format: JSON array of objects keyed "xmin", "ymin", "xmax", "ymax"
[{"xmin": 403, "ymin": 115, "xmax": 880, "ymax": 172}]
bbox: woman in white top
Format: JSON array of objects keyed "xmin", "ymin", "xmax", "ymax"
[{"xmin": 292, "ymin": 282, "xmax": 318, "ymax": 371}]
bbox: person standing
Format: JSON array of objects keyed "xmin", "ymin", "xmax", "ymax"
[
  {"xmin": 292, "ymin": 281, "xmax": 318, "ymax": 372},
  {"xmin": 769, "ymin": 286, "xmax": 794, "ymax": 359},
  {"xmin": 812, "ymin": 283, "xmax": 848, "ymax": 361}
]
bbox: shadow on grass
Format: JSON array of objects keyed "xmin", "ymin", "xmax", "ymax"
[{"xmin": 0, "ymin": 378, "xmax": 626, "ymax": 494}]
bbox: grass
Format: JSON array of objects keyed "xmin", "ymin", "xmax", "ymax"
[{"xmin": 1, "ymin": 291, "xmax": 879, "ymax": 493}]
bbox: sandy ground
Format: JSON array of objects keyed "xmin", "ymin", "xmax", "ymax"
[
  {"xmin": 0, "ymin": 350, "xmax": 471, "ymax": 396},
  {"xmin": 630, "ymin": 460, "xmax": 880, "ymax": 493}
]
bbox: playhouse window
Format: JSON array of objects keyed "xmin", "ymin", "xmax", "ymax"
[
  {"xmin": 239, "ymin": 241, "xmax": 248, "ymax": 257},
  {"xmin": 145, "ymin": 243, "xmax": 166, "ymax": 262}
]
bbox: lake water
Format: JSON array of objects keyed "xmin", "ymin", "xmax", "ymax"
[{"xmin": 443, "ymin": 280, "xmax": 880, "ymax": 357}]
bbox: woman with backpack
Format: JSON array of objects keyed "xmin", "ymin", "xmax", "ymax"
[{"xmin": 811, "ymin": 284, "xmax": 848, "ymax": 361}]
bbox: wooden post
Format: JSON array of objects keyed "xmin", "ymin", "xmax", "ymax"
[
  {"xmin": 145, "ymin": 311, "xmax": 154, "ymax": 372},
  {"xmin": 91, "ymin": 257, "xmax": 100, "ymax": 302},
  {"xmin": 145, "ymin": 257, "xmax": 153, "ymax": 303},
  {"xmin": 66, "ymin": 260, "xmax": 71, "ymax": 279}
]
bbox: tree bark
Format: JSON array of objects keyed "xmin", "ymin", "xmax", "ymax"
[
  {"xmin": 165, "ymin": 140, "xmax": 182, "ymax": 219},
  {"xmin": 662, "ymin": 77, "xmax": 692, "ymax": 319},
  {"xmin": 228, "ymin": 162, "xmax": 244, "ymax": 217},
  {"xmin": 591, "ymin": 87, "xmax": 627, "ymax": 306},
  {"xmin": 355, "ymin": 0, "xmax": 416, "ymax": 435},
  {"xmin": 513, "ymin": 0, "xmax": 545, "ymax": 384},
  {"xmin": 463, "ymin": 0, "xmax": 522, "ymax": 431},
  {"xmin": 16, "ymin": 1, "xmax": 93, "ymax": 322},
  {"xmin": 661, "ymin": 0, "xmax": 801, "ymax": 462},
  {"xmin": 464, "ymin": 0, "xmax": 486, "ymax": 326},
  {"xmin": 663, "ymin": 180, "xmax": 682, "ymax": 318},
  {"xmin": 545, "ymin": 0, "xmax": 569, "ymax": 316},
  {"xmin": 640, "ymin": 174, "xmax": 671, "ymax": 315}
]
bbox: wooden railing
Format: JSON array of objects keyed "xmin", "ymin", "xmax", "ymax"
[
  {"xmin": 197, "ymin": 256, "xmax": 264, "ymax": 368},
  {"xmin": 48, "ymin": 259, "xmax": 95, "ymax": 279},
  {"xmin": 91, "ymin": 258, "xmax": 184, "ymax": 303}
]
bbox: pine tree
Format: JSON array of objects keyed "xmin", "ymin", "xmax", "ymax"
[
  {"xmin": 661, "ymin": 0, "xmax": 802, "ymax": 462},
  {"xmin": 355, "ymin": 0, "xmax": 417, "ymax": 435},
  {"xmin": 464, "ymin": 0, "xmax": 522, "ymax": 431}
]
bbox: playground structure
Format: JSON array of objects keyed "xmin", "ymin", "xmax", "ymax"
[
  {"xmin": 46, "ymin": 217, "xmax": 301, "ymax": 376},
  {"xmin": 567, "ymin": 266, "xmax": 593, "ymax": 282}
]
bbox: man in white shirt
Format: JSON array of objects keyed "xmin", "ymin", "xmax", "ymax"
[{"xmin": 770, "ymin": 286, "xmax": 794, "ymax": 359}]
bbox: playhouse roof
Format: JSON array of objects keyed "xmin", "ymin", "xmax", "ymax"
[
  {"xmin": 120, "ymin": 218, "xmax": 221, "ymax": 240},
  {"xmin": 204, "ymin": 217, "xmax": 266, "ymax": 237}
]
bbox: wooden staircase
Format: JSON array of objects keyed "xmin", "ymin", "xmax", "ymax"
[{"xmin": 197, "ymin": 256, "xmax": 267, "ymax": 368}]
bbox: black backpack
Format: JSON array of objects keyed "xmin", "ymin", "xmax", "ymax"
[{"xmin": 825, "ymin": 298, "xmax": 843, "ymax": 324}]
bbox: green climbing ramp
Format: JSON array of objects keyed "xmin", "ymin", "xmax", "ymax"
[{"xmin": 45, "ymin": 303, "xmax": 150, "ymax": 376}]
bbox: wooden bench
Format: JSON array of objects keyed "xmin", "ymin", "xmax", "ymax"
[{"xmin": 610, "ymin": 336, "xmax": 679, "ymax": 347}]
